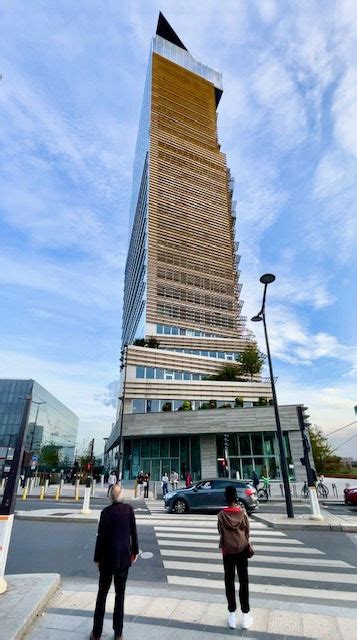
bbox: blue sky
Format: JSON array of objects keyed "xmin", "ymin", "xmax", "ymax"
[{"xmin": 0, "ymin": 0, "xmax": 356, "ymax": 456}]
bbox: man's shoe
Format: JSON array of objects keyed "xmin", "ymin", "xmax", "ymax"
[
  {"xmin": 114, "ymin": 635, "xmax": 123, "ymax": 640},
  {"xmin": 241, "ymin": 612, "xmax": 253, "ymax": 629},
  {"xmin": 228, "ymin": 611, "xmax": 236, "ymax": 628}
]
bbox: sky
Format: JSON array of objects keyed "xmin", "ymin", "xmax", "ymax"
[{"xmin": 0, "ymin": 0, "xmax": 356, "ymax": 457}]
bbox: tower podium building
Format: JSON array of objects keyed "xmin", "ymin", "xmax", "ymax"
[{"xmin": 105, "ymin": 14, "xmax": 309, "ymax": 482}]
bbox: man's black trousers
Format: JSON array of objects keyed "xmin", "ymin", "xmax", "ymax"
[
  {"xmin": 93, "ymin": 566, "xmax": 128, "ymax": 637},
  {"xmin": 223, "ymin": 551, "xmax": 250, "ymax": 613}
]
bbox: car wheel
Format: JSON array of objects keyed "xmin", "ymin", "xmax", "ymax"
[{"xmin": 173, "ymin": 499, "xmax": 188, "ymax": 514}]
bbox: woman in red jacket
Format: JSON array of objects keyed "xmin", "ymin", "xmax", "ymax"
[{"xmin": 218, "ymin": 485, "xmax": 253, "ymax": 630}]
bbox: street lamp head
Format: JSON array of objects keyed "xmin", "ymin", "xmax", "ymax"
[
  {"xmin": 260, "ymin": 273, "xmax": 276, "ymax": 285},
  {"xmin": 251, "ymin": 314, "xmax": 263, "ymax": 322}
]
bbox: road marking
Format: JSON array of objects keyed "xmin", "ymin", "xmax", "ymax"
[
  {"xmin": 163, "ymin": 561, "xmax": 357, "ymax": 584},
  {"xmin": 153, "ymin": 526, "xmax": 286, "ymax": 536},
  {"xmin": 159, "ymin": 548, "xmax": 350, "ymax": 567},
  {"xmin": 156, "ymin": 539, "xmax": 322, "ymax": 553},
  {"xmin": 168, "ymin": 575, "xmax": 357, "ymax": 602},
  {"xmin": 136, "ymin": 517, "xmax": 268, "ymax": 528}
]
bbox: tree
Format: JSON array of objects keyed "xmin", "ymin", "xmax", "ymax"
[
  {"xmin": 239, "ymin": 344, "xmax": 265, "ymax": 379},
  {"xmin": 39, "ymin": 443, "xmax": 61, "ymax": 472},
  {"xmin": 235, "ymin": 397, "xmax": 244, "ymax": 407},
  {"xmin": 308, "ymin": 426, "xmax": 342, "ymax": 474},
  {"xmin": 182, "ymin": 400, "xmax": 192, "ymax": 411}
]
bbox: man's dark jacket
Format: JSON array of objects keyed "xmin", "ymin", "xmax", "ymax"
[{"xmin": 94, "ymin": 502, "xmax": 139, "ymax": 572}]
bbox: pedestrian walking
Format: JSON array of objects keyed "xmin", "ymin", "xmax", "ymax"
[
  {"xmin": 107, "ymin": 470, "xmax": 117, "ymax": 497},
  {"xmin": 90, "ymin": 484, "xmax": 138, "ymax": 640},
  {"xmin": 217, "ymin": 485, "xmax": 254, "ymax": 630},
  {"xmin": 185, "ymin": 470, "xmax": 192, "ymax": 487},
  {"xmin": 144, "ymin": 473, "xmax": 150, "ymax": 499},
  {"xmin": 170, "ymin": 469, "xmax": 179, "ymax": 490},
  {"xmin": 136, "ymin": 470, "xmax": 145, "ymax": 499},
  {"xmin": 161, "ymin": 472, "xmax": 169, "ymax": 497},
  {"xmin": 252, "ymin": 470, "xmax": 259, "ymax": 491}
]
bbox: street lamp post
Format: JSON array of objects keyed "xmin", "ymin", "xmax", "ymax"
[
  {"xmin": 117, "ymin": 344, "xmax": 128, "ymax": 481},
  {"xmin": 251, "ymin": 274, "xmax": 294, "ymax": 519}
]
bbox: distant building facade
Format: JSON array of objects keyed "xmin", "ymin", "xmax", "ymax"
[
  {"xmin": 0, "ymin": 379, "xmax": 78, "ymax": 477},
  {"xmin": 105, "ymin": 14, "xmax": 309, "ymax": 482}
]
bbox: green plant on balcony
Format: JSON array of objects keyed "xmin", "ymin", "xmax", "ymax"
[
  {"xmin": 257, "ymin": 397, "xmax": 269, "ymax": 406},
  {"xmin": 177, "ymin": 400, "xmax": 192, "ymax": 411},
  {"xmin": 234, "ymin": 396, "xmax": 244, "ymax": 407},
  {"xmin": 133, "ymin": 336, "xmax": 160, "ymax": 349}
]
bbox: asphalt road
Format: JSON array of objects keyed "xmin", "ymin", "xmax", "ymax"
[{"xmin": 7, "ymin": 497, "xmax": 357, "ymax": 586}]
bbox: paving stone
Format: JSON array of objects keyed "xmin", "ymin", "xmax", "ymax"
[
  {"xmin": 267, "ymin": 609, "xmax": 303, "ymax": 636},
  {"xmin": 302, "ymin": 613, "xmax": 342, "ymax": 639}
]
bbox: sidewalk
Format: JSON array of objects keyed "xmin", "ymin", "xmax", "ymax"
[
  {"xmin": 252, "ymin": 508, "xmax": 357, "ymax": 532},
  {"xmin": 23, "ymin": 578, "xmax": 357, "ymax": 639}
]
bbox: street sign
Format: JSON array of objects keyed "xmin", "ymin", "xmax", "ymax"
[{"xmin": 31, "ymin": 455, "xmax": 38, "ymax": 462}]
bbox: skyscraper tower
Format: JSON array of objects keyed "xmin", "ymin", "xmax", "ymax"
[{"xmin": 105, "ymin": 14, "xmax": 307, "ymax": 484}]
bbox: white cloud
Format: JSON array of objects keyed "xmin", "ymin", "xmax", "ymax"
[
  {"xmin": 256, "ymin": 0, "xmax": 279, "ymax": 25},
  {"xmin": 333, "ymin": 67, "xmax": 357, "ymax": 157}
]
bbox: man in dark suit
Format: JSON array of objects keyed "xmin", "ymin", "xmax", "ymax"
[{"xmin": 90, "ymin": 484, "xmax": 138, "ymax": 640}]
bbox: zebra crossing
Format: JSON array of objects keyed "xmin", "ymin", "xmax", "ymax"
[{"xmin": 141, "ymin": 501, "xmax": 357, "ymax": 607}]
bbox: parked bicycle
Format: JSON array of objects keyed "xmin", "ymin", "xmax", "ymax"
[
  {"xmin": 301, "ymin": 481, "xmax": 309, "ymax": 499},
  {"xmin": 301, "ymin": 480, "xmax": 329, "ymax": 499},
  {"xmin": 316, "ymin": 481, "xmax": 329, "ymax": 498}
]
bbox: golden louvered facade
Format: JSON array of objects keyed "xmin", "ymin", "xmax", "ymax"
[{"xmin": 147, "ymin": 52, "xmax": 241, "ymax": 335}]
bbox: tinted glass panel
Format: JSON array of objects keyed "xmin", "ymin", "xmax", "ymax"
[
  {"xmin": 136, "ymin": 366, "xmax": 145, "ymax": 378},
  {"xmin": 251, "ymin": 433, "xmax": 263, "ymax": 455},
  {"xmin": 239, "ymin": 435, "xmax": 251, "ymax": 455},
  {"xmin": 133, "ymin": 399, "xmax": 145, "ymax": 413}
]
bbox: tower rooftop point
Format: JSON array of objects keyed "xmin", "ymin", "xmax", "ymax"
[{"xmin": 156, "ymin": 12, "xmax": 188, "ymax": 51}]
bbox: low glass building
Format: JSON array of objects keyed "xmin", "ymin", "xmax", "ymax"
[{"xmin": 0, "ymin": 379, "xmax": 78, "ymax": 478}]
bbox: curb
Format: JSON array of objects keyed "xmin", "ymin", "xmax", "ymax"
[
  {"xmin": 251, "ymin": 513, "xmax": 357, "ymax": 532},
  {"xmin": 15, "ymin": 513, "xmax": 99, "ymax": 524},
  {"xmin": 5, "ymin": 573, "xmax": 60, "ymax": 640}
]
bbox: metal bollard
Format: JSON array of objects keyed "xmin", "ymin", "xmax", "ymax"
[
  {"xmin": 91, "ymin": 479, "xmax": 96, "ymax": 497},
  {"xmin": 74, "ymin": 485, "xmax": 79, "ymax": 501},
  {"xmin": 22, "ymin": 485, "xmax": 28, "ymax": 500},
  {"xmin": 44, "ymin": 479, "xmax": 49, "ymax": 497},
  {"xmin": 280, "ymin": 483, "xmax": 284, "ymax": 497},
  {"xmin": 54, "ymin": 487, "xmax": 60, "ymax": 500},
  {"xmin": 17, "ymin": 479, "xmax": 22, "ymax": 494},
  {"xmin": 59, "ymin": 479, "xmax": 64, "ymax": 497},
  {"xmin": 81, "ymin": 487, "xmax": 91, "ymax": 514},
  {"xmin": 100, "ymin": 474, "xmax": 104, "ymax": 489},
  {"xmin": 39, "ymin": 486, "xmax": 45, "ymax": 500}
]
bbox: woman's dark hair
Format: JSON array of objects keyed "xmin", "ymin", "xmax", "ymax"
[{"xmin": 224, "ymin": 485, "xmax": 238, "ymax": 504}]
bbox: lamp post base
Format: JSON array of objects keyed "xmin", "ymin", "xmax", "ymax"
[
  {"xmin": 0, "ymin": 577, "xmax": 7, "ymax": 594},
  {"xmin": 309, "ymin": 486, "xmax": 324, "ymax": 520}
]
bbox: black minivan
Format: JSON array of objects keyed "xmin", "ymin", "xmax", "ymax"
[{"xmin": 164, "ymin": 478, "xmax": 259, "ymax": 514}]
